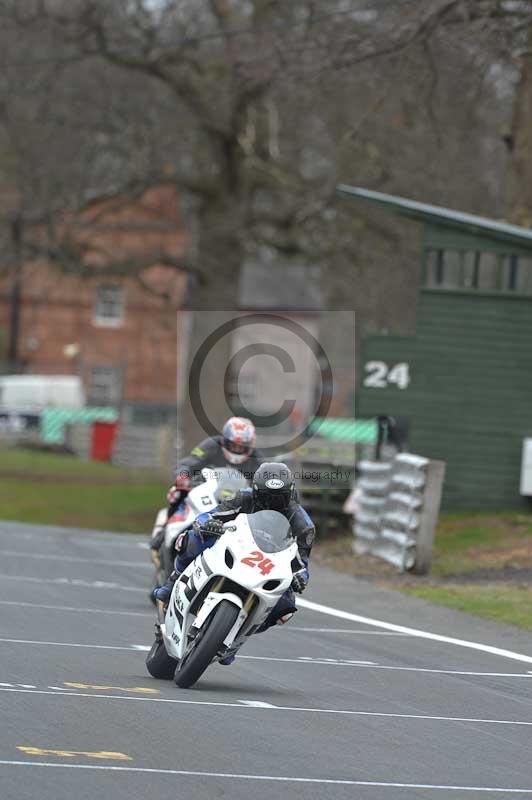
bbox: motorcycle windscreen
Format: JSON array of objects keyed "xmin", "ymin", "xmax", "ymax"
[
  {"xmin": 212, "ymin": 467, "xmax": 250, "ymax": 503},
  {"xmin": 247, "ymin": 510, "xmax": 294, "ymax": 553}
]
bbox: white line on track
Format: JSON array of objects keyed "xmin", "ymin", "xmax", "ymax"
[
  {"xmin": 4, "ymin": 572, "xmax": 532, "ymax": 668},
  {"xmin": 237, "ymin": 654, "xmax": 532, "ymax": 678},
  {"xmin": 0, "ymin": 602, "xmax": 404, "ymax": 628},
  {"xmin": 0, "ymin": 574, "xmax": 145, "ymax": 592},
  {"xmin": 298, "ymin": 657, "xmax": 376, "ymax": 665},
  {"xmin": 4, "ymin": 538, "xmax": 532, "ymax": 665},
  {"xmin": 298, "ymin": 598, "xmax": 532, "ymax": 665},
  {"xmin": 0, "ymin": 761, "xmax": 531, "ymax": 793},
  {"xmin": 290, "ymin": 626, "xmax": 409, "ymax": 635},
  {"xmin": 0, "ymin": 551, "xmax": 151, "ymax": 569},
  {"xmin": 2, "ymin": 686, "xmax": 532, "ymax": 728},
  {"xmin": 48, "ymin": 686, "xmax": 77, "ymax": 691},
  {"xmin": 239, "ymin": 700, "xmax": 276, "ymax": 708},
  {"xmin": 0, "ymin": 638, "xmax": 141, "ymax": 652},
  {"xmin": 0, "ymin": 682, "xmax": 36, "ymax": 688},
  {"xmin": 1, "ymin": 638, "xmax": 531, "ymax": 678},
  {"xmin": 0, "ymin": 601, "xmax": 152, "ymax": 618}
]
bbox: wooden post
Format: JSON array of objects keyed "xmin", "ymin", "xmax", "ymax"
[{"xmin": 412, "ymin": 459, "xmax": 446, "ymax": 575}]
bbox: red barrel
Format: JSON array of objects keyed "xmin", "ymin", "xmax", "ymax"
[{"xmin": 91, "ymin": 420, "xmax": 118, "ymax": 462}]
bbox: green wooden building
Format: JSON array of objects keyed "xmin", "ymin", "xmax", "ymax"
[{"xmin": 339, "ymin": 184, "xmax": 532, "ymax": 511}]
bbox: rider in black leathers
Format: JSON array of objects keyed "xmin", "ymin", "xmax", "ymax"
[
  {"xmin": 168, "ymin": 416, "xmax": 263, "ymax": 508},
  {"xmin": 150, "ymin": 417, "xmax": 263, "ymax": 557},
  {"xmin": 155, "ymin": 463, "xmax": 315, "ymax": 659}
]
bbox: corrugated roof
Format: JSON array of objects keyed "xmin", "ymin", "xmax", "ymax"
[{"xmin": 337, "ymin": 185, "xmax": 532, "ymax": 251}]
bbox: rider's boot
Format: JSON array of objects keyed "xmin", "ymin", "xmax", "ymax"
[
  {"xmin": 218, "ymin": 652, "xmax": 236, "ymax": 665},
  {"xmin": 154, "ymin": 569, "xmax": 180, "ymax": 605},
  {"xmin": 255, "ymin": 594, "xmax": 298, "ymax": 633}
]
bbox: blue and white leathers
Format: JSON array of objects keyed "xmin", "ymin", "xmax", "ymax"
[{"xmin": 161, "ymin": 511, "xmax": 299, "ymax": 670}]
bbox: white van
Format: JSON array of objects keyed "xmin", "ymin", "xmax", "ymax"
[{"xmin": 0, "ymin": 375, "xmax": 86, "ymax": 413}]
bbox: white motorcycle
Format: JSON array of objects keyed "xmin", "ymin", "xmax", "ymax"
[
  {"xmin": 150, "ymin": 467, "xmax": 249, "ymax": 592},
  {"xmin": 145, "ymin": 509, "xmax": 301, "ymax": 688}
]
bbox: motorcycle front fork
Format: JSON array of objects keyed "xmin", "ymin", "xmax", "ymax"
[{"xmin": 154, "ymin": 600, "xmax": 167, "ymax": 641}]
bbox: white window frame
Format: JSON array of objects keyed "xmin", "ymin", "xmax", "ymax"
[{"xmin": 93, "ymin": 284, "xmax": 125, "ymax": 327}]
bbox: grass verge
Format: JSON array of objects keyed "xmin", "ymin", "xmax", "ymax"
[
  {"xmin": 0, "ymin": 446, "xmax": 165, "ymax": 533},
  {"xmin": 430, "ymin": 512, "xmax": 532, "ymax": 576},
  {"xmin": 400, "ymin": 584, "xmax": 532, "ymax": 631},
  {"xmin": 2, "ymin": 447, "xmax": 532, "ymax": 629},
  {"xmin": 313, "ymin": 509, "xmax": 532, "ymax": 631}
]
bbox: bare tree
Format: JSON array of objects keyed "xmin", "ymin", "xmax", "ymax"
[{"xmin": 0, "ymin": 0, "xmax": 525, "ymax": 441}]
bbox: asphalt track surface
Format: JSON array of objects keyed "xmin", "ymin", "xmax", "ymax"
[{"xmin": 2, "ymin": 521, "xmax": 532, "ymax": 799}]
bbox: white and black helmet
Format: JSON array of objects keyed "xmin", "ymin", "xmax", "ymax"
[{"xmin": 252, "ymin": 462, "xmax": 295, "ymax": 511}]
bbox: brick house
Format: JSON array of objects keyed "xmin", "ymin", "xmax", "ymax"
[{"xmin": 0, "ymin": 186, "xmax": 187, "ymax": 418}]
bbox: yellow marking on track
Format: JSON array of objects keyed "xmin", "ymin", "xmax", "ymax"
[
  {"xmin": 63, "ymin": 682, "xmax": 159, "ymax": 694},
  {"xmin": 17, "ymin": 747, "xmax": 131, "ymax": 761}
]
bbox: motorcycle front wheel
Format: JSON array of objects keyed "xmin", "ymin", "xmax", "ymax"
[{"xmin": 174, "ymin": 600, "xmax": 240, "ymax": 689}]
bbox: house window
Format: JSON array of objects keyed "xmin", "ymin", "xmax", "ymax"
[
  {"xmin": 424, "ymin": 249, "xmax": 532, "ymax": 293},
  {"xmin": 88, "ymin": 366, "xmax": 123, "ymax": 405},
  {"xmin": 93, "ymin": 284, "xmax": 125, "ymax": 327}
]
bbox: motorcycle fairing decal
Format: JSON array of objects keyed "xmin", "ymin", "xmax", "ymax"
[
  {"xmin": 172, "ymin": 601, "xmax": 184, "ymax": 628},
  {"xmin": 241, "ymin": 551, "xmax": 275, "ymax": 575},
  {"xmin": 179, "ymin": 558, "xmax": 211, "ymax": 614},
  {"xmin": 184, "ymin": 577, "xmax": 196, "ymax": 603},
  {"xmin": 200, "ymin": 554, "xmax": 213, "ymax": 576}
]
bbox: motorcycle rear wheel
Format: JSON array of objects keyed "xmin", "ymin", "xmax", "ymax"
[
  {"xmin": 145, "ymin": 638, "xmax": 178, "ymax": 680},
  {"xmin": 174, "ymin": 600, "xmax": 239, "ymax": 689}
]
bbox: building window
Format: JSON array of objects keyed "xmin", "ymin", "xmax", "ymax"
[
  {"xmin": 88, "ymin": 366, "xmax": 123, "ymax": 406},
  {"xmin": 93, "ymin": 284, "xmax": 125, "ymax": 327},
  {"xmin": 424, "ymin": 249, "xmax": 532, "ymax": 294},
  {"xmin": 501, "ymin": 255, "xmax": 532, "ymax": 292}
]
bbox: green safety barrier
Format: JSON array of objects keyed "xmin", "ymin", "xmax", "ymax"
[
  {"xmin": 40, "ymin": 407, "xmax": 119, "ymax": 444},
  {"xmin": 309, "ymin": 417, "xmax": 378, "ymax": 444}
]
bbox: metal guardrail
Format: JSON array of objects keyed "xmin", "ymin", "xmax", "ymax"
[
  {"xmin": 351, "ymin": 454, "xmax": 446, "ymax": 573},
  {"xmin": 65, "ymin": 422, "xmax": 176, "ymax": 473},
  {"xmin": 112, "ymin": 425, "xmax": 176, "ymax": 472},
  {"xmin": 64, "ymin": 424, "xmax": 92, "ymax": 459}
]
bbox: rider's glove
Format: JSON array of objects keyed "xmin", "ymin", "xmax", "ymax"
[
  {"xmin": 195, "ymin": 518, "xmax": 225, "ymax": 538},
  {"xmin": 167, "ymin": 473, "xmax": 192, "ymax": 504},
  {"xmin": 291, "ymin": 568, "xmax": 309, "ymax": 594}
]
